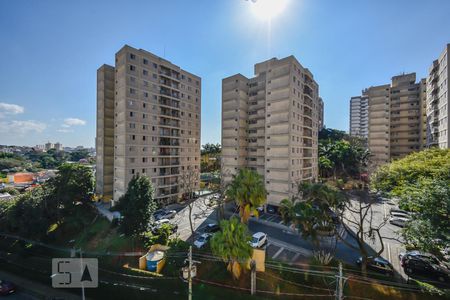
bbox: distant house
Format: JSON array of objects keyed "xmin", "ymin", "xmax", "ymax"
[{"xmin": 7, "ymin": 172, "xmax": 35, "ymax": 184}]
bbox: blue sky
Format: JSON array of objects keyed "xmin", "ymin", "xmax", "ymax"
[{"xmin": 0, "ymin": 0, "xmax": 449, "ymax": 147}]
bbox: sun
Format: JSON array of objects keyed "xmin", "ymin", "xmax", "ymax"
[{"xmin": 249, "ymin": 0, "xmax": 289, "ymax": 20}]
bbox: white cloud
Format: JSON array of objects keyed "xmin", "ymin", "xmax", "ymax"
[
  {"xmin": 0, "ymin": 120, "xmax": 46, "ymax": 135},
  {"xmin": 64, "ymin": 118, "xmax": 86, "ymax": 126},
  {"xmin": 0, "ymin": 102, "xmax": 24, "ymax": 117},
  {"xmin": 57, "ymin": 128, "xmax": 74, "ymax": 133}
]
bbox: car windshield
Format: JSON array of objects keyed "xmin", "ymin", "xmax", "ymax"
[
  {"xmin": 252, "ymin": 237, "xmax": 259, "ymax": 243},
  {"xmin": 198, "ymin": 237, "xmax": 206, "ymax": 242}
]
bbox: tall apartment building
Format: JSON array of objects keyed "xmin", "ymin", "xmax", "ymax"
[
  {"xmin": 426, "ymin": 44, "xmax": 450, "ymax": 148},
  {"xmin": 222, "ymin": 56, "xmax": 320, "ymax": 206},
  {"xmin": 96, "ymin": 45, "xmax": 201, "ymax": 204},
  {"xmin": 366, "ymin": 73, "xmax": 426, "ymax": 166},
  {"xmin": 318, "ymin": 97, "xmax": 324, "ymax": 130},
  {"xmin": 349, "ymin": 94, "xmax": 369, "ymax": 138}
]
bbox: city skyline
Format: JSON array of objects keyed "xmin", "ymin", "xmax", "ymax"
[{"xmin": 1, "ymin": 0, "xmax": 450, "ymax": 147}]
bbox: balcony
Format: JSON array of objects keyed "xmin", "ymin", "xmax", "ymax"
[
  {"xmin": 159, "ymin": 148, "xmax": 179, "ymax": 156},
  {"xmin": 303, "ymin": 140, "xmax": 313, "ymax": 147},
  {"xmin": 303, "ymin": 107, "xmax": 312, "ymax": 118},
  {"xmin": 161, "ymin": 108, "xmax": 180, "ymax": 118},
  {"xmin": 159, "ymin": 167, "xmax": 180, "ymax": 176},
  {"xmin": 304, "ymin": 98, "xmax": 313, "ymax": 108},
  {"xmin": 159, "ymin": 97, "xmax": 180, "ymax": 108},
  {"xmin": 160, "ymin": 158, "xmax": 180, "ymax": 166},
  {"xmin": 160, "ymin": 118, "xmax": 180, "ymax": 127},
  {"xmin": 303, "ymin": 128, "xmax": 313, "ymax": 138},
  {"xmin": 303, "ymin": 118, "xmax": 313, "ymax": 128}
]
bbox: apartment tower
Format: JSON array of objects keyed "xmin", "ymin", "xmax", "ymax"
[
  {"xmin": 349, "ymin": 94, "xmax": 369, "ymax": 138},
  {"xmin": 426, "ymin": 43, "xmax": 450, "ymax": 148},
  {"xmin": 366, "ymin": 73, "xmax": 426, "ymax": 166},
  {"xmin": 96, "ymin": 45, "xmax": 201, "ymax": 204},
  {"xmin": 222, "ymin": 56, "xmax": 320, "ymax": 206},
  {"xmin": 318, "ymin": 97, "xmax": 324, "ymax": 130}
]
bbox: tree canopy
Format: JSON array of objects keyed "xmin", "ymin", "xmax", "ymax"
[
  {"xmin": 115, "ymin": 175, "xmax": 157, "ymax": 236},
  {"xmin": 210, "ymin": 217, "xmax": 253, "ymax": 279},
  {"xmin": 226, "ymin": 168, "xmax": 266, "ymax": 223},
  {"xmin": 318, "ymin": 128, "xmax": 370, "ymax": 179},
  {"xmin": 371, "ymin": 148, "xmax": 450, "ymax": 255}
]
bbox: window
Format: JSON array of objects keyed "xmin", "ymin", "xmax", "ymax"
[
  {"xmin": 143, "ymin": 58, "xmax": 148, "ymax": 65},
  {"xmin": 130, "ymin": 53, "xmax": 136, "ymax": 59},
  {"xmin": 143, "ymin": 69, "xmax": 148, "ymax": 75},
  {"xmin": 129, "ymin": 65, "xmax": 135, "ymax": 71}
]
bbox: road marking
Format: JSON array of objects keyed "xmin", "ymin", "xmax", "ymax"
[
  {"xmin": 291, "ymin": 252, "xmax": 301, "ymax": 263},
  {"xmin": 387, "ymin": 243, "xmax": 391, "ymax": 263},
  {"xmin": 272, "ymin": 247, "xmax": 284, "ymax": 259}
]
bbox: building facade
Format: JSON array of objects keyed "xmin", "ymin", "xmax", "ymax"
[
  {"xmin": 349, "ymin": 94, "xmax": 369, "ymax": 138},
  {"xmin": 96, "ymin": 45, "xmax": 201, "ymax": 204},
  {"xmin": 222, "ymin": 56, "xmax": 320, "ymax": 206},
  {"xmin": 318, "ymin": 97, "xmax": 324, "ymax": 130},
  {"xmin": 365, "ymin": 73, "xmax": 426, "ymax": 166},
  {"xmin": 426, "ymin": 44, "xmax": 450, "ymax": 148}
]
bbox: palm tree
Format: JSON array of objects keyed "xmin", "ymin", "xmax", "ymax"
[
  {"xmin": 225, "ymin": 168, "xmax": 266, "ymax": 223},
  {"xmin": 210, "ymin": 217, "xmax": 253, "ymax": 279},
  {"xmin": 280, "ymin": 182, "xmax": 346, "ymax": 264}
]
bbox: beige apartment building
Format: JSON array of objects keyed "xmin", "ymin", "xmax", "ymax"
[
  {"xmin": 426, "ymin": 44, "xmax": 450, "ymax": 148},
  {"xmin": 318, "ymin": 97, "xmax": 324, "ymax": 130},
  {"xmin": 365, "ymin": 73, "xmax": 426, "ymax": 166},
  {"xmin": 349, "ymin": 94, "xmax": 369, "ymax": 138},
  {"xmin": 96, "ymin": 45, "xmax": 201, "ymax": 205},
  {"xmin": 222, "ymin": 56, "xmax": 320, "ymax": 206}
]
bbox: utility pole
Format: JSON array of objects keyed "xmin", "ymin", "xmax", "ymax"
[
  {"xmin": 80, "ymin": 249, "xmax": 85, "ymax": 300},
  {"xmin": 335, "ymin": 262, "xmax": 343, "ymax": 300},
  {"xmin": 188, "ymin": 246, "xmax": 192, "ymax": 300},
  {"xmin": 250, "ymin": 259, "xmax": 256, "ymax": 295}
]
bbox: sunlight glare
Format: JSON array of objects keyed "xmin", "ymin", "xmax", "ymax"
[{"xmin": 250, "ymin": 0, "xmax": 289, "ymax": 20}]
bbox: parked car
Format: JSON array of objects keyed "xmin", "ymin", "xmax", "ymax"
[
  {"xmin": 266, "ymin": 205, "xmax": 277, "ymax": 214},
  {"xmin": 160, "ymin": 210, "xmax": 177, "ymax": 219},
  {"xmin": 400, "ymin": 251, "xmax": 450, "ymax": 282},
  {"xmin": 389, "ymin": 216, "xmax": 409, "ymax": 228},
  {"xmin": 250, "ymin": 232, "xmax": 267, "ymax": 248},
  {"xmin": 390, "ymin": 208, "xmax": 409, "ymax": 215},
  {"xmin": 0, "ymin": 280, "xmax": 16, "ymax": 296},
  {"xmin": 390, "ymin": 211, "xmax": 410, "ymax": 219},
  {"xmin": 204, "ymin": 223, "xmax": 220, "ymax": 234},
  {"xmin": 194, "ymin": 233, "xmax": 211, "ymax": 249},
  {"xmin": 356, "ymin": 256, "xmax": 394, "ymax": 275},
  {"xmin": 153, "ymin": 209, "xmax": 167, "ymax": 220}
]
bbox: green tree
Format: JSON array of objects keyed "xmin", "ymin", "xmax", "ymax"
[
  {"xmin": 69, "ymin": 149, "xmax": 90, "ymax": 162},
  {"xmin": 0, "ymin": 187, "xmax": 20, "ymax": 196},
  {"xmin": 370, "ymin": 148, "xmax": 450, "ymax": 196},
  {"xmin": 4, "ymin": 187, "xmax": 53, "ymax": 238},
  {"xmin": 399, "ymin": 179, "xmax": 449, "ymax": 255},
  {"xmin": 210, "ymin": 217, "xmax": 253, "ymax": 279},
  {"xmin": 201, "ymin": 143, "xmax": 221, "ymax": 155},
  {"xmin": 318, "ymin": 128, "xmax": 370, "ymax": 180},
  {"xmin": 115, "ymin": 175, "xmax": 156, "ymax": 235},
  {"xmin": 48, "ymin": 163, "xmax": 94, "ymax": 214},
  {"xmin": 225, "ymin": 168, "xmax": 266, "ymax": 223},
  {"xmin": 280, "ymin": 183, "xmax": 346, "ymax": 264},
  {"xmin": 370, "ymin": 149, "xmax": 450, "ymax": 255}
]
